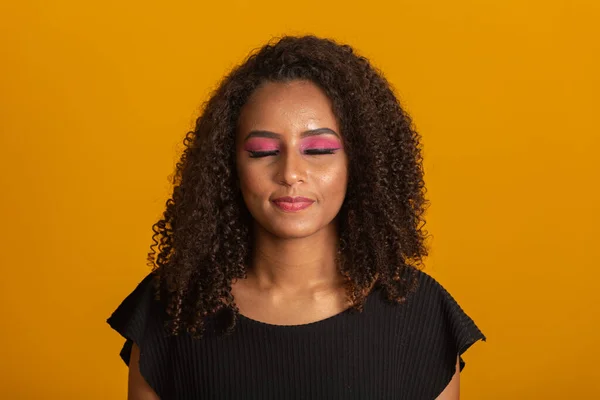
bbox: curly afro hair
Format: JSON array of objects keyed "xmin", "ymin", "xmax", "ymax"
[{"xmin": 147, "ymin": 35, "xmax": 430, "ymax": 339}]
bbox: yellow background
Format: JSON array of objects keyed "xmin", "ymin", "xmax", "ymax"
[{"xmin": 1, "ymin": 0, "xmax": 598, "ymax": 398}]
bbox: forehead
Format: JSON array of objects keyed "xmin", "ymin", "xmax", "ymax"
[{"xmin": 236, "ymin": 80, "xmax": 339, "ymax": 136}]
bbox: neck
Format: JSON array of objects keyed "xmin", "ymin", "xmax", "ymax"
[{"xmin": 248, "ymin": 222, "xmax": 345, "ymax": 295}]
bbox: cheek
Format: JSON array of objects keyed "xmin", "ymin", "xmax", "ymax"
[
  {"xmin": 237, "ymin": 163, "xmax": 270, "ymax": 198},
  {"xmin": 315, "ymin": 160, "xmax": 348, "ymax": 197}
]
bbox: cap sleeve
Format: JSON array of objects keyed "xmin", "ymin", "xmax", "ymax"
[
  {"xmin": 401, "ymin": 269, "xmax": 486, "ymax": 398},
  {"xmin": 106, "ymin": 272, "xmax": 172, "ymax": 397}
]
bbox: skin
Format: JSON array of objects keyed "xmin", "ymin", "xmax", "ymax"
[
  {"xmin": 128, "ymin": 343, "xmax": 160, "ymax": 400},
  {"xmin": 127, "ymin": 79, "xmax": 460, "ymax": 399},
  {"xmin": 231, "ymin": 80, "xmax": 351, "ymax": 325}
]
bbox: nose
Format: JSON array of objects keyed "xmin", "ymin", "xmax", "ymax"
[{"xmin": 277, "ymin": 149, "xmax": 307, "ymax": 186}]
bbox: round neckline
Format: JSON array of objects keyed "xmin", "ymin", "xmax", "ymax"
[
  {"xmin": 236, "ymin": 286, "xmax": 380, "ymax": 329},
  {"xmin": 237, "ymin": 305, "xmax": 355, "ymax": 328}
]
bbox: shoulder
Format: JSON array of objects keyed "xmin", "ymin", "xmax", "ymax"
[
  {"xmin": 106, "ymin": 272, "xmax": 168, "ymax": 364},
  {"xmin": 108, "ymin": 273, "xmax": 158, "ymax": 318},
  {"xmin": 381, "ymin": 267, "xmax": 485, "ymax": 398},
  {"xmin": 107, "ymin": 273, "xmax": 163, "ymax": 339},
  {"xmin": 402, "ymin": 267, "xmax": 486, "ymax": 368},
  {"xmin": 107, "ymin": 272, "xmax": 172, "ymax": 398},
  {"xmin": 406, "ymin": 267, "xmax": 466, "ymax": 312}
]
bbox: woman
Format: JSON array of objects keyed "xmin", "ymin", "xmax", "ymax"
[{"xmin": 107, "ymin": 35, "xmax": 485, "ymax": 400}]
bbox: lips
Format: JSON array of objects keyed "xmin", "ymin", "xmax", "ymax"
[
  {"xmin": 271, "ymin": 196, "xmax": 315, "ymax": 212},
  {"xmin": 272, "ymin": 196, "xmax": 314, "ymax": 203}
]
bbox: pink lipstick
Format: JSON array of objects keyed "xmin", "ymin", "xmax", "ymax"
[{"xmin": 271, "ymin": 196, "xmax": 315, "ymax": 212}]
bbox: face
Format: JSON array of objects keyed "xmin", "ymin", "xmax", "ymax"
[{"xmin": 235, "ymin": 80, "xmax": 349, "ymax": 239}]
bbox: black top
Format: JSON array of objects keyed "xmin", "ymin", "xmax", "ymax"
[{"xmin": 107, "ymin": 268, "xmax": 485, "ymax": 400}]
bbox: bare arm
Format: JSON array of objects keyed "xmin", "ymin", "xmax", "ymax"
[
  {"xmin": 128, "ymin": 342, "xmax": 161, "ymax": 400},
  {"xmin": 435, "ymin": 356, "xmax": 461, "ymax": 400}
]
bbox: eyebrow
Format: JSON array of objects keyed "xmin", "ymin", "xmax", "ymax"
[{"xmin": 243, "ymin": 127, "xmax": 340, "ymax": 142}]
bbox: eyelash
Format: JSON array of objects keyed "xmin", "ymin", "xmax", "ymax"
[{"xmin": 248, "ymin": 149, "xmax": 338, "ymax": 158}]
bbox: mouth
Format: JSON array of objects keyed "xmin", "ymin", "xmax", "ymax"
[{"xmin": 271, "ymin": 196, "xmax": 315, "ymax": 212}]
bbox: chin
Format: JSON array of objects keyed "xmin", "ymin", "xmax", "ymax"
[
  {"xmin": 264, "ymin": 220, "xmax": 321, "ymax": 239},
  {"xmin": 272, "ymin": 226, "xmax": 318, "ymax": 239}
]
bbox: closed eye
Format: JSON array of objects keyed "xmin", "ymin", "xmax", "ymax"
[
  {"xmin": 304, "ymin": 148, "xmax": 338, "ymax": 155},
  {"xmin": 249, "ymin": 149, "xmax": 339, "ymax": 158},
  {"xmin": 248, "ymin": 150, "xmax": 279, "ymax": 158}
]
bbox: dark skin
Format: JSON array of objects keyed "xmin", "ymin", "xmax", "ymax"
[
  {"xmin": 231, "ymin": 79, "xmax": 351, "ymax": 325},
  {"xmin": 127, "ymin": 79, "xmax": 460, "ymax": 399}
]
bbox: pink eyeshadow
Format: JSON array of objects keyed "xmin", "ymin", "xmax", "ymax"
[
  {"xmin": 300, "ymin": 137, "xmax": 342, "ymax": 151},
  {"xmin": 243, "ymin": 138, "xmax": 279, "ymax": 152}
]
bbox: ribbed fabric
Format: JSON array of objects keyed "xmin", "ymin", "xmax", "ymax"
[{"xmin": 107, "ymin": 268, "xmax": 485, "ymax": 400}]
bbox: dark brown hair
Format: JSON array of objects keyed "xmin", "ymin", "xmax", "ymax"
[{"xmin": 147, "ymin": 35, "xmax": 430, "ymax": 338}]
